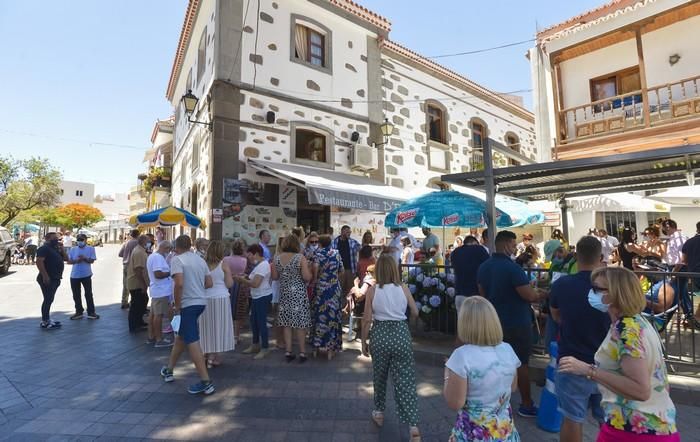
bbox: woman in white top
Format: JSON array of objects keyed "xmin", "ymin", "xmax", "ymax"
[
  {"xmin": 444, "ymin": 296, "xmax": 521, "ymax": 441},
  {"xmin": 401, "ymin": 236, "xmax": 415, "ymax": 266},
  {"xmin": 234, "ymin": 243, "xmax": 273, "ymax": 359},
  {"xmin": 198, "ymin": 240, "xmax": 235, "ymax": 367},
  {"xmin": 361, "ymin": 254, "xmax": 421, "ymax": 442}
]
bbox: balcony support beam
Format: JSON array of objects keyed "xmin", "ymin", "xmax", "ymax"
[
  {"xmin": 551, "ymin": 59, "xmax": 565, "ymax": 154},
  {"xmin": 635, "ymin": 27, "xmax": 652, "ymax": 129}
]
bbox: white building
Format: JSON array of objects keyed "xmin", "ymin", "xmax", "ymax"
[
  {"xmin": 166, "ymin": 0, "xmax": 535, "ymax": 240},
  {"xmin": 59, "ymin": 180, "xmax": 95, "ymax": 206}
]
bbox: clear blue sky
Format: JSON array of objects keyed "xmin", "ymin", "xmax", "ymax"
[{"xmin": 0, "ymin": 0, "xmax": 602, "ymax": 196}]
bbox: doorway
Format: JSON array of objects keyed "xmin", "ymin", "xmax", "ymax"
[{"xmin": 296, "ymin": 189, "xmax": 330, "ymax": 234}]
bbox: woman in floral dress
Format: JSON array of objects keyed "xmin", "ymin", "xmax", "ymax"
[
  {"xmin": 444, "ymin": 296, "xmax": 520, "ymax": 441},
  {"xmin": 559, "ymin": 267, "xmax": 679, "ymax": 442},
  {"xmin": 310, "ymin": 234, "xmax": 343, "ymax": 360}
]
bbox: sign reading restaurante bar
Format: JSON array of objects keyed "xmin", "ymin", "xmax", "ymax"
[{"xmin": 309, "ymin": 188, "xmax": 403, "ymax": 212}]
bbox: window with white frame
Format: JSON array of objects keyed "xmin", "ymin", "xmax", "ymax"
[
  {"xmin": 197, "ymin": 27, "xmax": 207, "ymax": 84},
  {"xmin": 291, "ymin": 123, "xmax": 333, "ymax": 168}
]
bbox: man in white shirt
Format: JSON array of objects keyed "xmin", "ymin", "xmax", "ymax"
[
  {"xmin": 662, "ymin": 219, "xmax": 690, "ymax": 318},
  {"xmin": 597, "ymin": 229, "xmax": 619, "ymax": 265},
  {"xmin": 147, "ymin": 240, "xmax": 174, "ymax": 348},
  {"xmin": 62, "ymin": 231, "xmax": 73, "ymax": 254},
  {"xmin": 160, "ymin": 235, "xmax": 214, "ymax": 395},
  {"xmin": 388, "ymin": 228, "xmax": 418, "ymax": 264}
]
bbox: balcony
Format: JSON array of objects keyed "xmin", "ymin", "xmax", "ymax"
[
  {"xmin": 139, "ymin": 167, "xmax": 172, "ymax": 193},
  {"xmin": 559, "ymin": 75, "xmax": 700, "ymax": 146}
]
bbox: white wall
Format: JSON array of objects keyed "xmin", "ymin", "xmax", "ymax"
[
  {"xmin": 568, "ymin": 210, "xmax": 596, "ymax": 244},
  {"xmin": 669, "ymin": 207, "xmax": 700, "ymax": 236},
  {"xmin": 641, "ymin": 14, "xmax": 700, "ymax": 87},
  {"xmin": 559, "ymin": 39, "xmax": 638, "ymax": 110},
  {"xmin": 60, "ymin": 181, "xmax": 95, "ymax": 206}
]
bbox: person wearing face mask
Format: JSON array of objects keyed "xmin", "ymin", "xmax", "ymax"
[
  {"xmin": 549, "ymin": 236, "xmax": 609, "ymax": 442},
  {"xmin": 67, "ymin": 234, "xmax": 99, "ymax": 320},
  {"xmin": 310, "ymin": 234, "xmax": 344, "ymax": 360},
  {"xmin": 126, "ymin": 235, "xmax": 151, "ymax": 332},
  {"xmin": 477, "ymin": 230, "xmax": 545, "ymax": 418},
  {"xmin": 559, "ymin": 267, "xmax": 679, "ymax": 442},
  {"xmin": 36, "ymin": 232, "xmax": 66, "ymax": 329}
]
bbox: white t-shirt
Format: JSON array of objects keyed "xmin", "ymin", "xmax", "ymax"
[
  {"xmin": 147, "ymin": 253, "xmax": 173, "ymax": 299},
  {"xmin": 600, "ymin": 235, "xmax": 619, "ymax": 263},
  {"xmin": 170, "ymin": 251, "xmax": 209, "ymax": 307},
  {"xmin": 249, "ymin": 260, "xmax": 272, "ymax": 299},
  {"xmin": 63, "ymin": 235, "xmax": 73, "ymax": 247}
]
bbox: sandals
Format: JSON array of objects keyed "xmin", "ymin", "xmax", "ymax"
[
  {"xmin": 285, "ymin": 352, "xmax": 296, "ymax": 363},
  {"xmin": 371, "ymin": 411, "xmax": 384, "ymax": 427},
  {"xmin": 299, "ymin": 353, "xmax": 308, "ymax": 364},
  {"xmin": 409, "ymin": 427, "xmax": 421, "ymax": 442}
]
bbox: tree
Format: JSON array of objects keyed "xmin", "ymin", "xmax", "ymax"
[
  {"xmin": 54, "ymin": 204, "xmax": 104, "ymax": 230},
  {"xmin": 0, "ymin": 156, "xmax": 62, "ymax": 226}
]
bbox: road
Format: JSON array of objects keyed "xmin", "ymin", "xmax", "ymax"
[{"xmin": 1, "ymin": 244, "xmax": 699, "ymax": 441}]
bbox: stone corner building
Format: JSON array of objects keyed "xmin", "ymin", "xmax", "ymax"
[{"xmin": 165, "ymin": 0, "xmax": 535, "ymax": 240}]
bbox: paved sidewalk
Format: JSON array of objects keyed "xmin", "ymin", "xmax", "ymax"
[{"xmin": 1, "ymin": 245, "xmax": 699, "ymax": 441}]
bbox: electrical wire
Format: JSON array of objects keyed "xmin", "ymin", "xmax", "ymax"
[
  {"xmin": 252, "ymin": 0, "xmax": 261, "ymax": 89},
  {"xmin": 0, "ymin": 130, "xmax": 148, "ymax": 151},
  {"xmin": 426, "ymin": 38, "xmax": 536, "ymax": 59},
  {"xmin": 226, "ymin": 0, "xmax": 253, "ymax": 82}
]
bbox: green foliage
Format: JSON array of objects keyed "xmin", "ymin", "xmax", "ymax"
[{"xmin": 0, "ymin": 156, "xmax": 62, "ymax": 226}]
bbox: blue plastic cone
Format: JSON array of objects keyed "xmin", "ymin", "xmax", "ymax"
[{"xmin": 536, "ymin": 341, "xmax": 563, "ymax": 432}]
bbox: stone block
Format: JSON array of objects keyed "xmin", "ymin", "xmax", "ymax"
[
  {"xmin": 361, "ymin": 55, "xmax": 367, "ymax": 62},
  {"xmin": 392, "ymin": 115, "xmax": 403, "ymax": 126},
  {"xmin": 294, "ymin": 110, "xmax": 305, "ymax": 117},
  {"xmin": 348, "ymin": 40, "xmax": 353, "ymax": 49},
  {"xmin": 269, "ymin": 104, "xmax": 279, "ymax": 112},
  {"xmin": 259, "ymin": 12, "xmax": 273, "ymax": 23},
  {"xmin": 314, "ymin": 116, "xmax": 322, "ymax": 121},
  {"xmin": 249, "ymin": 97, "xmax": 264, "ymax": 109},
  {"xmin": 397, "ymin": 85, "xmax": 409, "ymax": 96},
  {"xmin": 267, "ymin": 43, "xmax": 277, "ymax": 51},
  {"xmin": 356, "ymin": 89, "xmax": 365, "ymax": 97},
  {"xmin": 249, "ymin": 54, "xmax": 263, "ymax": 64},
  {"xmin": 414, "ymin": 132, "xmax": 424, "ymax": 143},
  {"xmin": 267, "ymin": 135, "xmax": 277, "ymax": 142},
  {"xmin": 239, "ymin": 130, "xmax": 247, "ymax": 142},
  {"xmin": 384, "ymin": 102, "xmax": 395, "ymax": 112},
  {"xmin": 390, "ymin": 138, "xmax": 403, "ymax": 149},
  {"xmin": 391, "ymin": 178, "xmax": 404, "ymax": 188},
  {"xmin": 449, "ymin": 124, "xmax": 458, "ymax": 134},
  {"xmin": 390, "ymin": 93, "xmax": 404, "ymax": 105},
  {"xmin": 392, "ymin": 155, "xmax": 403, "ymax": 166},
  {"xmin": 382, "ymin": 79, "xmax": 393, "ymax": 90},
  {"xmin": 415, "ymin": 155, "xmax": 425, "ymax": 165},
  {"xmin": 253, "ymin": 139, "xmax": 264, "ymax": 144},
  {"xmin": 243, "ymin": 147, "xmax": 260, "ymax": 158},
  {"xmin": 400, "ymin": 108, "xmax": 410, "ymax": 118},
  {"xmin": 306, "ymin": 80, "xmax": 320, "ymax": 91},
  {"xmin": 251, "ymin": 114, "xmax": 265, "ymax": 122},
  {"xmin": 345, "ymin": 63, "xmax": 357, "ymax": 73},
  {"xmin": 356, "ymin": 125, "xmax": 368, "ymax": 133},
  {"xmin": 390, "ymin": 74, "xmax": 401, "ymax": 81},
  {"xmin": 270, "ymin": 77, "xmax": 279, "ymax": 86},
  {"xmin": 277, "ymin": 118, "xmax": 289, "ymax": 126},
  {"xmin": 341, "ymin": 98, "xmax": 353, "ymax": 109},
  {"xmin": 243, "ymin": 26, "xmax": 254, "ymax": 33},
  {"xmin": 386, "ymin": 165, "xmax": 398, "ymax": 175}
]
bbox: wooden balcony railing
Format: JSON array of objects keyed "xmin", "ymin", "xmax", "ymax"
[{"xmin": 559, "ymin": 74, "xmax": 700, "ymax": 143}]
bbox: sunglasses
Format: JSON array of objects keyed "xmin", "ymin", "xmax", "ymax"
[{"xmin": 308, "ymin": 241, "xmax": 319, "ymax": 244}]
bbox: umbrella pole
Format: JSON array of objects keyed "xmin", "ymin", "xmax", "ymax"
[{"xmin": 483, "ymin": 138, "xmax": 497, "ymax": 254}]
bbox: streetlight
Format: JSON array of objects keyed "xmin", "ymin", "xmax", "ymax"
[
  {"xmin": 374, "ymin": 118, "xmax": 394, "ymax": 147},
  {"xmin": 180, "ymin": 90, "xmax": 212, "ymax": 128}
]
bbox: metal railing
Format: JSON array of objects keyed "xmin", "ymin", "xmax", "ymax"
[{"xmin": 401, "ymin": 263, "xmax": 700, "ymax": 368}]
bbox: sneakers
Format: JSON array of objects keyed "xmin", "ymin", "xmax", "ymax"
[
  {"xmin": 160, "ymin": 367, "xmax": 174, "ymax": 383},
  {"xmin": 155, "ymin": 339, "xmax": 173, "ymax": 348},
  {"xmin": 253, "ymin": 348, "xmax": 270, "ymax": 360},
  {"xmin": 40, "ymin": 320, "xmax": 62, "ymax": 330},
  {"xmin": 162, "ymin": 324, "xmax": 173, "ymax": 334},
  {"xmin": 517, "ymin": 404, "xmax": 539, "ymax": 418},
  {"xmin": 242, "ymin": 345, "xmax": 260, "ymax": 354},
  {"xmin": 188, "ymin": 381, "xmax": 215, "ymax": 395},
  {"xmin": 146, "ymin": 338, "xmax": 157, "ymax": 345},
  {"xmin": 70, "ymin": 313, "xmax": 84, "ymax": 320},
  {"xmin": 87, "ymin": 313, "xmax": 100, "ymax": 320}
]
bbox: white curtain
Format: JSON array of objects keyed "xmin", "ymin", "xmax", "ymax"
[{"xmin": 294, "ymin": 24, "xmax": 308, "ymax": 61}]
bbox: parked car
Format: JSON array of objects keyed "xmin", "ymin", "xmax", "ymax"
[{"xmin": 0, "ymin": 226, "xmax": 17, "ymax": 274}]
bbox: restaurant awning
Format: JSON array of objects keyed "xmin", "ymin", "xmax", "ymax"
[
  {"xmin": 248, "ymin": 159, "xmax": 411, "ymax": 212},
  {"xmin": 441, "ymin": 144, "xmax": 700, "ymax": 201}
]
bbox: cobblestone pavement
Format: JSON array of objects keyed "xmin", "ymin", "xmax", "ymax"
[{"xmin": 1, "ymin": 245, "xmax": 699, "ymax": 441}]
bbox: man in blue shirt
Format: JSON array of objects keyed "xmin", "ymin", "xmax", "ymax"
[
  {"xmin": 450, "ymin": 235, "xmax": 489, "ymax": 311},
  {"xmin": 36, "ymin": 232, "xmax": 66, "ymax": 329},
  {"xmin": 68, "ymin": 233, "xmax": 99, "ymax": 320},
  {"xmin": 550, "ymin": 235, "xmax": 608, "ymax": 442},
  {"xmin": 478, "ymin": 230, "xmax": 543, "ymax": 417}
]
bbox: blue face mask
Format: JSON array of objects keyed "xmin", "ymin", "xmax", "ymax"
[
  {"xmin": 588, "ymin": 289, "xmax": 609, "ymax": 312},
  {"xmin": 551, "ymin": 257, "xmax": 564, "ymax": 266},
  {"xmin": 77, "ymin": 241, "xmax": 86, "ymax": 247}
]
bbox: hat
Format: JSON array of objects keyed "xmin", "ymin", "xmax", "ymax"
[{"xmin": 544, "ymin": 239, "xmax": 562, "ymax": 261}]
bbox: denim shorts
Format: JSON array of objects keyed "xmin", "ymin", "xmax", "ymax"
[
  {"xmin": 179, "ymin": 305, "xmax": 205, "ymax": 345},
  {"xmin": 556, "ymin": 370, "xmax": 604, "ymax": 424}
]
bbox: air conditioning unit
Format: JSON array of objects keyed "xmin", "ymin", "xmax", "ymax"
[{"xmin": 351, "ymin": 143, "xmax": 378, "ymax": 172}]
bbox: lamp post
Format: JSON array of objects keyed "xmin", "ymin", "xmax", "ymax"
[
  {"xmin": 559, "ymin": 198, "xmax": 570, "ymax": 243},
  {"xmin": 181, "ymin": 90, "xmax": 212, "ymax": 128}
]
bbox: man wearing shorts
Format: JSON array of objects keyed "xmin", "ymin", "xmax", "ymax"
[
  {"xmin": 160, "ymin": 235, "xmax": 214, "ymax": 395},
  {"xmin": 147, "ymin": 240, "xmax": 174, "ymax": 347},
  {"xmin": 478, "ymin": 230, "xmax": 544, "ymax": 417},
  {"xmin": 550, "ymin": 236, "xmax": 609, "ymax": 441}
]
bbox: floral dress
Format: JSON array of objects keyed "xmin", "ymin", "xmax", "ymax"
[
  {"xmin": 595, "ymin": 314, "xmax": 677, "ymax": 436},
  {"xmin": 445, "ymin": 343, "xmax": 521, "ymax": 441},
  {"xmin": 310, "ymin": 247, "xmax": 343, "ymax": 352}
]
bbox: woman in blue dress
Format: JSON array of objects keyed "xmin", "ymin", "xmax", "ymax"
[{"xmin": 310, "ymin": 234, "xmax": 343, "ymax": 360}]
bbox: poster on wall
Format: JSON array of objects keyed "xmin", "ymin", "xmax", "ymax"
[
  {"xmin": 279, "ymin": 185, "xmax": 297, "ymax": 218},
  {"xmin": 222, "ymin": 178, "xmax": 296, "ymax": 242}
]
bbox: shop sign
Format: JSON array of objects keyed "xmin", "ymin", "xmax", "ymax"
[
  {"xmin": 309, "ymin": 187, "xmax": 403, "ymax": 212},
  {"xmin": 544, "ymin": 211, "xmax": 561, "ymax": 227}
]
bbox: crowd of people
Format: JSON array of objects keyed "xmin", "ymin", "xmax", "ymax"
[{"xmin": 31, "ymin": 218, "xmax": 700, "ymax": 442}]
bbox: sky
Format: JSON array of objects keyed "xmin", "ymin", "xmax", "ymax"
[{"xmin": 0, "ymin": 0, "xmax": 604, "ymax": 196}]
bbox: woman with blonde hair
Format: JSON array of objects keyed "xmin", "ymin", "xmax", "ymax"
[
  {"xmin": 361, "ymin": 254, "xmax": 421, "ymax": 441},
  {"xmin": 272, "ymin": 234, "xmax": 313, "ymax": 362},
  {"xmin": 199, "ymin": 240, "xmax": 235, "ymax": 367},
  {"xmin": 444, "ymin": 296, "xmax": 520, "ymax": 441},
  {"xmin": 559, "ymin": 267, "xmax": 679, "ymax": 442}
]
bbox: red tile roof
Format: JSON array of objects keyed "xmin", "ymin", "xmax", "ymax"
[
  {"xmin": 536, "ymin": 0, "xmax": 645, "ymax": 40},
  {"xmin": 328, "ymin": 0, "xmax": 391, "ymax": 32},
  {"xmin": 381, "ymin": 40, "xmax": 533, "ymax": 121}
]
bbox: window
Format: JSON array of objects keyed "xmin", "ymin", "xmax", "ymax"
[
  {"xmin": 590, "ymin": 67, "xmax": 641, "ymax": 103},
  {"xmin": 427, "ymin": 104, "xmax": 446, "ymax": 144},
  {"xmin": 192, "ymin": 137, "xmax": 200, "ymax": 172},
  {"xmin": 472, "ymin": 122, "xmax": 485, "ymax": 150},
  {"xmin": 505, "ymin": 133, "xmax": 520, "ymax": 166},
  {"xmin": 186, "ymin": 68, "xmax": 193, "ymax": 93},
  {"xmin": 197, "ymin": 27, "xmax": 207, "ymax": 83},
  {"xmin": 75, "ymin": 190, "xmax": 83, "ymax": 197},
  {"xmin": 291, "ymin": 15, "xmax": 332, "ymax": 74},
  {"xmin": 295, "ymin": 129, "xmax": 327, "ymax": 163}
]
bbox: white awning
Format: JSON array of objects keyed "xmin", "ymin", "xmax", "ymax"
[
  {"xmin": 647, "ymin": 186, "xmax": 700, "ymax": 207},
  {"xmin": 248, "ymin": 159, "xmax": 411, "ymax": 211},
  {"xmin": 569, "ymin": 193, "xmax": 670, "ymax": 212}
]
